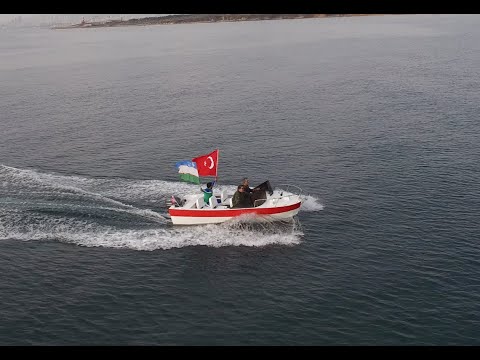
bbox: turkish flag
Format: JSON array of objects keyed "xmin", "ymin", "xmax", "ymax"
[{"xmin": 192, "ymin": 149, "xmax": 218, "ymax": 177}]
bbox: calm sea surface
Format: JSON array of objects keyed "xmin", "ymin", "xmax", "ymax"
[{"xmin": 1, "ymin": 14, "xmax": 480, "ymax": 345}]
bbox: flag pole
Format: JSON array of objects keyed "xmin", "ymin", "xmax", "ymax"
[{"xmin": 215, "ymin": 149, "xmax": 219, "ymax": 185}]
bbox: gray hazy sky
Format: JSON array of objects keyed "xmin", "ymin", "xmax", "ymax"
[
  {"xmin": 0, "ymin": 14, "xmax": 22, "ymax": 22},
  {"xmin": 0, "ymin": 14, "xmax": 167, "ymax": 25}
]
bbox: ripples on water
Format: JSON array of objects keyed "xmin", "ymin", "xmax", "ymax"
[{"xmin": 1, "ymin": 15, "xmax": 480, "ymax": 345}]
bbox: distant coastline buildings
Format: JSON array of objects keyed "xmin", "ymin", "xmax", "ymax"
[{"xmin": 0, "ymin": 14, "xmax": 164, "ymax": 28}]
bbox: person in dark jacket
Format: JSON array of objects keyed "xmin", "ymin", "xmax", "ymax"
[
  {"xmin": 241, "ymin": 178, "xmax": 253, "ymax": 193},
  {"xmin": 231, "ymin": 185, "xmax": 252, "ymax": 208}
]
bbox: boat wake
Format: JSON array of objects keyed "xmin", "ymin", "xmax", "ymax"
[{"xmin": 0, "ymin": 165, "xmax": 323, "ymax": 250}]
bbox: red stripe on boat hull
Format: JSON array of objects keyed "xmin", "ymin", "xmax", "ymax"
[{"xmin": 169, "ymin": 201, "xmax": 301, "ymax": 218}]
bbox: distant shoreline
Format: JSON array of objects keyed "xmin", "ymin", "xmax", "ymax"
[{"xmin": 52, "ymin": 14, "xmax": 383, "ymax": 30}]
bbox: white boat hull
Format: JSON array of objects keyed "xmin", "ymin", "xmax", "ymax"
[
  {"xmin": 168, "ymin": 190, "xmax": 302, "ymax": 226},
  {"xmin": 170, "ymin": 207, "xmax": 301, "ymax": 225}
]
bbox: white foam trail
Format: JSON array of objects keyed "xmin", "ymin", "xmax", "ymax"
[
  {"xmin": 1, "ymin": 164, "xmax": 234, "ymax": 206},
  {"xmin": 0, "ymin": 165, "xmax": 166, "ymax": 222},
  {"xmin": 0, "ymin": 210, "xmax": 302, "ymax": 250},
  {"xmin": 0, "ymin": 165, "xmax": 306, "ymax": 250},
  {"xmin": 68, "ymin": 226, "xmax": 301, "ymax": 250},
  {"xmin": 100, "ymin": 180, "xmax": 238, "ymax": 204},
  {"xmin": 2, "ymin": 164, "xmax": 323, "ymax": 211}
]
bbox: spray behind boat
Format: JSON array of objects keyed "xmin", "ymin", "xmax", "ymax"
[{"xmin": 167, "ymin": 195, "xmax": 185, "ymax": 208}]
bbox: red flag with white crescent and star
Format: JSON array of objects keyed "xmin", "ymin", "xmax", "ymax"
[{"xmin": 192, "ymin": 149, "xmax": 219, "ymax": 177}]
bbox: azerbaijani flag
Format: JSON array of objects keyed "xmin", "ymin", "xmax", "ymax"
[{"xmin": 175, "ymin": 160, "xmax": 200, "ymax": 184}]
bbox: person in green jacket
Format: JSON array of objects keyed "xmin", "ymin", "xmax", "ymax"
[{"xmin": 201, "ymin": 181, "xmax": 215, "ymax": 205}]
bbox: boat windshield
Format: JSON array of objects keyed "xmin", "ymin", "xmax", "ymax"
[{"xmin": 253, "ymin": 180, "xmax": 273, "ymax": 195}]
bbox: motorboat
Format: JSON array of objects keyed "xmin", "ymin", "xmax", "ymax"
[{"xmin": 168, "ymin": 181, "xmax": 303, "ymax": 225}]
